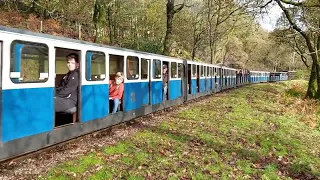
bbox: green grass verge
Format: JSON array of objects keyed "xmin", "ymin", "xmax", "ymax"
[{"xmin": 42, "ymin": 80, "xmax": 320, "ymax": 179}]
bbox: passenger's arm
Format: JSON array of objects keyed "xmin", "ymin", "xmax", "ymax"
[{"xmin": 56, "ymin": 72, "xmax": 79, "ymax": 97}]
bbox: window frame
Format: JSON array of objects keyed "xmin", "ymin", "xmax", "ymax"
[
  {"xmin": 108, "ymin": 53, "xmax": 125, "ymax": 82},
  {"xmin": 178, "ymin": 63, "xmax": 183, "ymax": 78},
  {"xmin": 126, "ymin": 55, "xmax": 140, "ymax": 80},
  {"xmin": 10, "ymin": 39, "xmax": 49, "ymax": 84},
  {"xmin": 85, "ymin": 50, "xmax": 106, "ymax": 81},
  {"xmin": 152, "ymin": 59, "xmax": 162, "ymax": 80},
  {"xmin": 192, "ymin": 64, "xmax": 197, "ymax": 78},
  {"xmin": 171, "ymin": 61, "xmax": 178, "ymax": 79},
  {"xmin": 140, "ymin": 58, "xmax": 149, "ymax": 81},
  {"xmin": 200, "ymin": 65, "xmax": 205, "ymax": 77}
]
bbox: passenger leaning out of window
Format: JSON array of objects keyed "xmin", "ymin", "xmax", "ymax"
[
  {"xmin": 55, "ymin": 53, "xmax": 79, "ymax": 113},
  {"xmin": 109, "ymin": 72, "xmax": 124, "ymax": 113},
  {"xmin": 163, "ymin": 64, "xmax": 168, "ymax": 100}
]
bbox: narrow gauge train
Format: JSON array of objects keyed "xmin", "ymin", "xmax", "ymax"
[{"xmin": 0, "ymin": 26, "xmax": 289, "ymax": 161}]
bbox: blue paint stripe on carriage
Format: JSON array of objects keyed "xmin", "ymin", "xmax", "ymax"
[
  {"xmin": 206, "ymin": 78, "xmax": 211, "ymax": 91},
  {"xmin": 191, "ymin": 79, "xmax": 197, "ymax": 94},
  {"xmin": 151, "ymin": 81, "xmax": 163, "ymax": 105},
  {"xmin": 169, "ymin": 80, "xmax": 182, "ymax": 100},
  {"xmin": 124, "ymin": 82, "xmax": 149, "ymax": 111},
  {"xmin": 216, "ymin": 77, "xmax": 220, "ymax": 90},
  {"xmin": 199, "ymin": 79, "xmax": 206, "ymax": 92},
  {"xmin": 2, "ymin": 87, "xmax": 54, "ymax": 142},
  {"xmin": 81, "ymin": 84, "xmax": 109, "ymax": 122},
  {"xmin": 211, "ymin": 78, "xmax": 216, "ymax": 91}
]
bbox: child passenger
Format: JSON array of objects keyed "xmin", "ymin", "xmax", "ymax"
[{"xmin": 109, "ymin": 72, "xmax": 124, "ymax": 113}]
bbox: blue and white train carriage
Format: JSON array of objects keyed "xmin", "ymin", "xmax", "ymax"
[
  {"xmin": 249, "ymin": 71, "xmax": 270, "ymax": 84},
  {"xmin": 0, "ymin": 26, "xmax": 190, "ymax": 161},
  {"xmin": 0, "ymin": 26, "xmax": 285, "ymax": 161},
  {"xmin": 186, "ymin": 61, "xmax": 222, "ymax": 100}
]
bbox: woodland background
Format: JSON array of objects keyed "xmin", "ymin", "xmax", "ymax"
[{"xmin": 0, "ymin": 0, "xmax": 319, "ymax": 97}]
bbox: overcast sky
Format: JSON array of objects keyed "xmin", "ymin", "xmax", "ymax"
[{"xmin": 257, "ymin": 5, "xmax": 283, "ymax": 32}]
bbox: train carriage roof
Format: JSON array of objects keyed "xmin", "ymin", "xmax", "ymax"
[{"xmin": 0, "ymin": 25, "xmax": 219, "ymax": 66}]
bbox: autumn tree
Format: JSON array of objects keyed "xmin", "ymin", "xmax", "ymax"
[
  {"xmin": 272, "ymin": 0, "xmax": 320, "ymax": 98},
  {"xmin": 163, "ymin": 0, "xmax": 188, "ymax": 56}
]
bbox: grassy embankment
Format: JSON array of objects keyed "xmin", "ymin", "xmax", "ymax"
[{"xmin": 42, "ymin": 80, "xmax": 320, "ymax": 179}]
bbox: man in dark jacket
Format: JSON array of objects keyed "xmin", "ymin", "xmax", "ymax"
[{"xmin": 55, "ymin": 53, "xmax": 79, "ymax": 112}]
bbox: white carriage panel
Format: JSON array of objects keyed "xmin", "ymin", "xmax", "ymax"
[
  {"xmin": 151, "ymin": 58, "xmax": 163, "ymax": 82},
  {"xmin": 81, "ymin": 46, "xmax": 110, "ymax": 86},
  {"xmin": 1, "ymin": 35, "xmax": 54, "ymax": 90}
]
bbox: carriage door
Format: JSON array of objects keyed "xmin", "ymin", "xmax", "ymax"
[
  {"xmin": 181, "ymin": 61, "xmax": 188, "ymax": 102},
  {"xmin": 0, "ymin": 41, "xmax": 2, "ymax": 136},
  {"xmin": 0, "ymin": 41, "xmax": 2, "ymax": 143},
  {"xmin": 141, "ymin": 58, "xmax": 150, "ymax": 105},
  {"xmin": 0, "ymin": 41, "xmax": 2, "ymax": 90}
]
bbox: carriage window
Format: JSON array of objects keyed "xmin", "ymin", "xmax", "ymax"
[
  {"xmin": 127, "ymin": 56, "xmax": 139, "ymax": 80},
  {"xmin": 153, "ymin": 59, "xmax": 161, "ymax": 79},
  {"xmin": 207, "ymin": 67, "xmax": 210, "ymax": 77},
  {"xmin": 209, "ymin": 67, "xmax": 212, "ymax": 77},
  {"xmin": 109, "ymin": 54, "xmax": 124, "ymax": 75},
  {"xmin": 85, "ymin": 51, "xmax": 105, "ymax": 81},
  {"xmin": 10, "ymin": 40, "xmax": 49, "ymax": 83},
  {"xmin": 201, "ymin": 66, "xmax": 204, "ymax": 77},
  {"xmin": 141, "ymin": 58, "xmax": 149, "ymax": 80},
  {"xmin": 178, "ymin": 63, "xmax": 183, "ymax": 78},
  {"xmin": 171, "ymin": 62, "xmax": 177, "ymax": 78},
  {"xmin": 192, "ymin": 64, "xmax": 196, "ymax": 77}
]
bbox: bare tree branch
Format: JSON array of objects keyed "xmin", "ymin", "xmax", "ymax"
[
  {"xmin": 260, "ymin": 0, "xmax": 273, "ymax": 8},
  {"xmin": 293, "ymin": 35, "xmax": 309, "ymax": 68},
  {"xmin": 280, "ymin": 0, "xmax": 320, "ymax": 8}
]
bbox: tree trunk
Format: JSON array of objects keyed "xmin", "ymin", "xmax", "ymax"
[
  {"xmin": 207, "ymin": 0, "xmax": 213, "ymax": 63},
  {"xmin": 306, "ymin": 61, "xmax": 317, "ymax": 98},
  {"xmin": 163, "ymin": 0, "xmax": 185, "ymax": 56},
  {"xmin": 163, "ymin": 1, "xmax": 174, "ymax": 56},
  {"xmin": 93, "ymin": 0, "xmax": 107, "ymax": 43},
  {"xmin": 208, "ymin": 0, "xmax": 221, "ymax": 64},
  {"xmin": 191, "ymin": 41, "xmax": 197, "ymax": 60},
  {"xmin": 276, "ymin": 0, "xmax": 320, "ymax": 99},
  {"xmin": 107, "ymin": 6, "xmax": 113, "ymax": 44},
  {"xmin": 315, "ymin": 33, "xmax": 320, "ymax": 98}
]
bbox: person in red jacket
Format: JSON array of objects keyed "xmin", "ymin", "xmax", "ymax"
[{"xmin": 109, "ymin": 72, "xmax": 124, "ymax": 113}]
